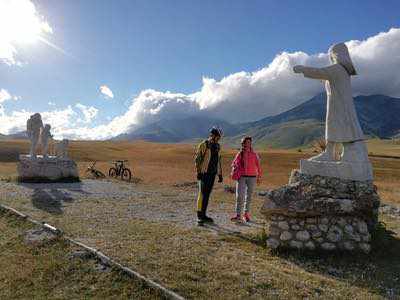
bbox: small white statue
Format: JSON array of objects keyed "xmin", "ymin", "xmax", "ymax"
[
  {"xmin": 55, "ymin": 139, "xmax": 69, "ymax": 158},
  {"xmin": 293, "ymin": 43, "xmax": 369, "ymax": 163},
  {"xmin": 27, "ymin": 113, "xmax": 43, "ymax": 159},
  {"xmin": 40, "ymin": 124, "xmax": 53, "ymax": 158}
]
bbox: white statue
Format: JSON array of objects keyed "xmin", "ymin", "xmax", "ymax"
[
  {"xmin": 27, "ymin": 113, "xmax": 44, "ymax": 159},
  {"xmin": 40, "ymin": 124, "xmax": 53, "ymax": 158},
  {"xmin": 293, "ymin": 43, "xmax": 369, "ymax": 163},
  {"xmin": 55, "ymin": 139, "xmax": 69, "ymax": 158}
]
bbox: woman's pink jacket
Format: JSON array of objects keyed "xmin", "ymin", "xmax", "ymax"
[{"xmin": 232, "ymin": 150, "xmax": 262, "ymax": 177}]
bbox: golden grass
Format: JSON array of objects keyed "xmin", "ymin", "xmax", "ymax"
[
  {"xmin": 0, "ymin": 211, "xmax": 162, "ymax": 299},
  {"xmin": 0, "ymin": 139, "xmax": 399, "ymax": 204}
]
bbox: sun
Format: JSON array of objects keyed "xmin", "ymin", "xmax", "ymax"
[{"xmin": 0, "ymin": 0, "xmax": 52, "ymax": 45}]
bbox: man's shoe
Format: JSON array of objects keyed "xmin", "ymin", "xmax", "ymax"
[
  {"xmin": 203, "ymin": 216, "xmax": 214, "ymax": 223},
  {"xmin": 197, "ymin": 219, "xmax": 205, "ymax": 226}
]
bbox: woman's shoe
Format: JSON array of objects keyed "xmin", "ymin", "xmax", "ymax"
[
  {"xmin": 243, "ymin": 212, "xmax": 251, "ymax": 222},
  {"xmin": 231, "ymin": 214, "xmax": 241, "ymax": 222}
]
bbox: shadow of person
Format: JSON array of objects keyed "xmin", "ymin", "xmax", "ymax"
[
  {"xmin": 270, "ymin": 222, "xmax": 400, "ymax": 298},
  {"xmin": 31, "ymin": 188, "xmax": 63, "ymax": 215}
]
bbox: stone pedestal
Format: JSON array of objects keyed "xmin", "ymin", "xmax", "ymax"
[
  {"xmin": 300, "ymin": 159, "xmax": 373, "ymax": 181},
  {"xmin": 17, "ymin": 155, "xmax": 79, "ymax": 182},
  {"xmin": 261, "ymin": 170, "xmax": 380, "ymax": 253}
]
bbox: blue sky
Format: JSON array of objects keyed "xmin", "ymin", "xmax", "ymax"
[{"xmin": 1, "ymin": 0, "xmax": 400, "ymax": 139}]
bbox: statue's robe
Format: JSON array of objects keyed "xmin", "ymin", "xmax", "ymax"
[{"xmin": 300, "ymin": 64, "xmax": 364, "ymax": 142}]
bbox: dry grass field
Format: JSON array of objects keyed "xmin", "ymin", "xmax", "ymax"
[
  {"xmin": 0, "ymin": 139, "xmax": 398, "ymax": 205},
  {"xmin": 0, "ymin": 139, "xmax": 399, "ymax": 299}
]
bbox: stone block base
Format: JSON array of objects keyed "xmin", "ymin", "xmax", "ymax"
[
  {"xmin": 266, "ymin": 215, "xmax": 371, "ymax": 253},
  {"xmin": 300, "ymin": 159, "xmax": 373, "ymax": 181},
  {"xmin": 17, "ymin": 155, "xmax": 79, "ymax": 182}
]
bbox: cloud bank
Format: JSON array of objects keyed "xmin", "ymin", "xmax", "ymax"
[{"xmin": 1, "ymin": 28, "xmax": 400, "ymax": 140}]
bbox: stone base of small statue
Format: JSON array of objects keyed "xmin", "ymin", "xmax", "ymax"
[
  {"xmin": 260, "ymin": 170, "xmax": 380, "ymax": 253},
  {"xmin": 300, "ymin": 159, "xmax": 373, "ymax": 181},
  {"xmin": 17, "ymin": 155, "xmax": 79, "ymax": 182}
]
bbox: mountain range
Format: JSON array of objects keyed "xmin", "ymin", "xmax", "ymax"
[{"xmin": 115, "ymin": 94, "xmax": 400, "ymax": 148}]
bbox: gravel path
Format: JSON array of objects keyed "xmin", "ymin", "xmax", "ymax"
[{"xmin": 0, "ymin": 179, "xmax": 264, "ymax": 234}]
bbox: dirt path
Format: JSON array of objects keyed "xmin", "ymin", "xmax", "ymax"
[{"xmin": 0, "ymin": 179, "xmax": 265, "ymax": 235}]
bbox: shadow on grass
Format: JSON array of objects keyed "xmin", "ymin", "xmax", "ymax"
[
  {"xmin": 270, "ymin": 222, "xmax": 400, "ymax": 298},
  {"xmin": 17, "ymin": 181, "xmax": 87, "ymax": 215},
  {"xmin": 31, "ymin": 188, "xmax": 75, "ymax": 215}
]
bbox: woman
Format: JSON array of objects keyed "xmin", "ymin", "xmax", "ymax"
[{"xmin": 231, "ymin": 136, "xmax": 262, "ymax": 222}]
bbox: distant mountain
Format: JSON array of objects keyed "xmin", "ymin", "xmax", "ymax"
[
  {"xmin": 114, "ymin": 94, "xmax": 400, "ymax": 148},
  {"xmin": 114, "ymin": 116, "xmax": 239, "ymax": 143},
  {"xmin": 234, "ymin": 94, "xmax": 400, "ymax": 146},
  {"xmin": 0, "ymin": 131, "xmax": 28, "ymax": 140}
]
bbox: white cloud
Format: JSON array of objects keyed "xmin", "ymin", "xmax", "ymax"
[
  {"xmin": 0, "ymin": 0, "xmax": 53, "ymax": 65},
  {"xmin": 1, "ymin": 28, "xmax": 400, "ymax": 140},
  {"xmin": 48, "ymin": 101, "xmax": 56, "ymax": 106},
  {"xmin": 0, "ymin": 89, "xmax": 19, "ymax": 103},
  {"xmin": 100, "ymin": 85, "xmax": 114, "ymax": 99},
  {"xmin": 75, "ymin": 103, "xmax": 98, "ymax": 123}
]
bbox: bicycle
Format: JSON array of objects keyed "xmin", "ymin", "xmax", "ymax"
[
  {"xmin": 85, "ymin": 161, "xmax": 106, "ymax": 179},
  {"xmin": 109, "ymin": 160, "xmax": 132, "ymax": 181}
]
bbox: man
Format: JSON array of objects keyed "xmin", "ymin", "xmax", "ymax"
[{"xmin": 194, "ymin": 127, "xmax": 223, "ymax": 226}]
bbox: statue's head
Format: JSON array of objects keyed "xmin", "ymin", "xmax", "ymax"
[
  {"xmin": 329, "ymin": 43, "xmax": 357, "ymax": 76},
  {"xmin": 44, "ymin": 124, "xmax": 51, "ymax": 131}
]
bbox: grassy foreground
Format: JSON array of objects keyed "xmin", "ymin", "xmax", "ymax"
[{"xmin": 0, "ymin": 211, "xmax": 163, "ymax": 299}]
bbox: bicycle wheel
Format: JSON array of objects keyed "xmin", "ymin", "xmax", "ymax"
[
  {"xmin": 109, "ymin": 167, "xmax": 117, "ymax": 177},
  {"xmin": 95, "ymin": 170, "xmax": 106, "ymax": 178},
  {"xmin": 121, "ymin": 168, "xmax": 132, "ymax": 181}
]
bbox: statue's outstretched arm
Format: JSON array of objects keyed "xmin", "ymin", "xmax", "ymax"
[{"xmin": 294, "ymin": 65, "xmax": 333, "ymax": 80}]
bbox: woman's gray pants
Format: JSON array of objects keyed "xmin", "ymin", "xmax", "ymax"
[{"xmin": 235, "ymin": 176, "xmax": 256, "ymax": 214}]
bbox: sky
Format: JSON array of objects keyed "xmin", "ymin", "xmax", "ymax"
[{"xmin": 1, "ymin": 0, "xmax": 400, "ymax": 139}]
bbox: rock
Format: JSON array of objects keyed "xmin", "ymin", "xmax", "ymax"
[
  {"xmin": 337, "ymin": 217, "xmax": 347, "ymax": 227},
  {"xmin": 69, "ymin": 250, "xmax": 92, "ymax": 260},
  {"xmin": 357, "ymin": 221, "xmax": 368, "ymax": 234},
  {"xmin": 305, "ymin": 241, "xmax": 316, "ymax": 250},
  {"xmin": 362, "ymin": 234, "xmax": 371, "ymax": 242},
  {"xmin": 278, "ymin": 221, "xmax": 289, "ymax": 230},
  {"xmin": 280, "ymin": 231, "xmax": 293, "ymax": 241},
  {"xmin": 344, "ymin": 224, "xmax": 354, "ymax": 234},
  {"xmin": 343, "ymin": 241, "xmax": 355, "ymax": 250},
  {"xmin": 306, "ymin": 224, "xmax": 318, "ymax": 231},
  {"xmin": 321, "ymin": 243, "xmax": 336, "ymax": 250},
  {"xmin": 327, "ymin": 226, "xmax": 343, "ymax": 242},
  {"xmin": 320, "ymin": 217, "xmax": 329, "ymax": 224},
  {"xmin": 291, "ymin": 224, "xmax": 300, "ymax": 230},
  {"xmin": 289, "ymin": 240, "xmax": 303, "ymax": 249},
  {"xmin": 319, "ymin": 224, "xmax": 328, "ymax": 232},
  {"xmin": 359, "ymin": 243, "xmax": 371, "ymax": 253},
  {"xmin": 296, "ymin": 231, "xmax": 311, "ymax": 241},
  {"xmin": 269, "ymin": 226, "xmax": 281, "ymax": 236},
  {"xmin": 315, "ymin": 238, "xmax": 324, "ymax": 243},
  {"xmin": 311, "ymin": 231, "xmax": 322, "ymax": 238},
  {"xmin": 266, "ymin": 238, "xmax": 280, "ymax": 249},
  {"xmin": 347, "ymin": 232, "xmax": 361, "ymax": 242},
  {"xmin": 306, "ymin": 218, "xmax": 316, "ymax": 224},
  {"xmin": 24, "ymin": 228, "xmax": 57, "ymax": 246}
]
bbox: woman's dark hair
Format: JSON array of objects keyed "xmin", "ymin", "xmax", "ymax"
[{"xmin": 241, "ymin": 136, "xmax": 252, "ymax": 145}]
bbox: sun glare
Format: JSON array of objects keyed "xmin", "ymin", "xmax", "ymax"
[{"xmin": 0, "ymin": 0, "xmax": 52, "ymax": 45}]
